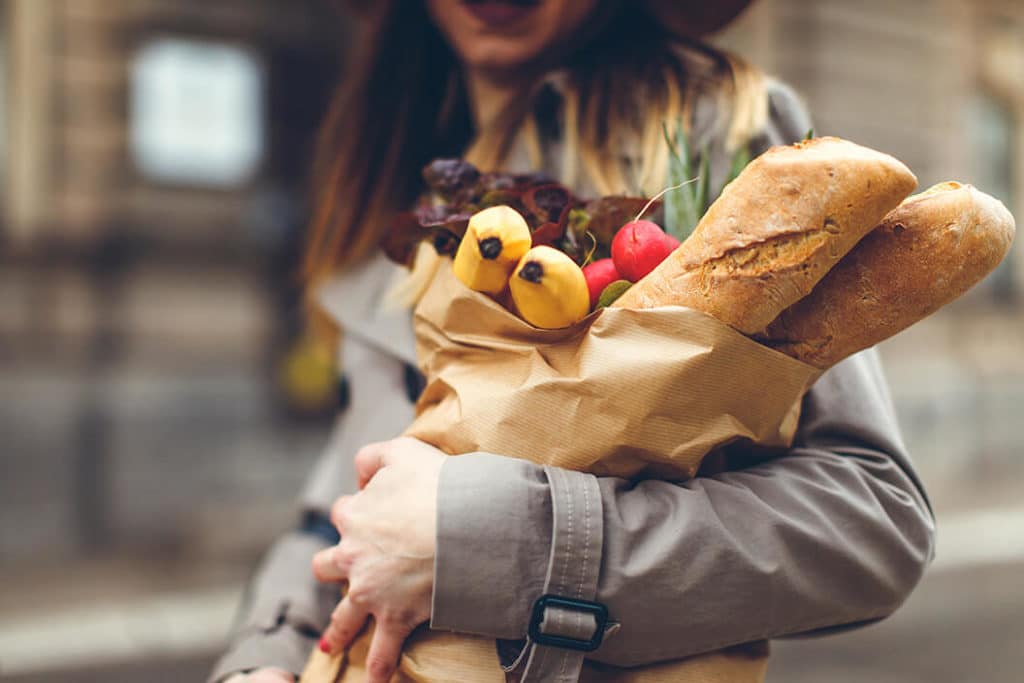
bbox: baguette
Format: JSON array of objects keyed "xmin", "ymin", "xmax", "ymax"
[
  {"xmin": 759, "ymin": 182, "xmax": 1016, "ymax": 368},
  {"xmin": 614, "ymin": 137, "xmax": 918, "ymax": 333}
]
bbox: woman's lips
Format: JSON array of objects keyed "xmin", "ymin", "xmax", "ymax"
[{"xmin": 462, "ymin": 0, "xmax": 540, "ymax": 27}]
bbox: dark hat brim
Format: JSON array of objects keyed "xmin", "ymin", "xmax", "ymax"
[{"xmin": 643, "ymin": 0, "xmax": 755, "ymax": 37}]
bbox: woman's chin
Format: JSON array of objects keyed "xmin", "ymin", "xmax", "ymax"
[
  {"xmin": 457, "ymin": 42, "xmax": 542, "ymax": 75},
  {"xmin": 429, "ymin": 0, "xmax": 599, "ymax": 76}
]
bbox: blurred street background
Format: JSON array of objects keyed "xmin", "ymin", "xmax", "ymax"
[{"xmin": 1, "ymin": 0, "xmax": 1022, "ymax": 681}]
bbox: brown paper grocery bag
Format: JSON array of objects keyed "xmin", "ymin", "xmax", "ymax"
[
  {"xmin": 305, "ymin": 262, "xmax": 820, "ymax": 683},
  {"xmin": 407, "ymin": 262, "xmax": 819, "ymax": 480},
  {"xmin": 307, "ymin": 625, "xmax": 769, "ymax": 682}
]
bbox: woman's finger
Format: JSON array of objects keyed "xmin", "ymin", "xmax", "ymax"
[
  {"xmin": 354, "ymin": 442, "xmax": 389, "ymax": 489},
  {"xmin": 330, "ymin": 494, "xmax": 354, "ymax": 530},
  {"xmin": 311, "ymin": 545, "xmax": 349, "ymax": 582},
  {"xmin": 319, "ymin": 595, "xmax": 369, "ymax": 654},
  {"xmin": 364, "ymin": 619, "xmax": 409, "ymax": 683}
]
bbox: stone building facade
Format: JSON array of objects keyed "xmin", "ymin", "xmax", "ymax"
[
  {"xmin": 726, "ymin": 0, "xmax": 1024, "ymax": 505},
  {"xmin": 1, "ymin": 0, "xmax": 348, "ymax": 561},
  {"xmin": 725, "ymin": 0, "xmax": 1024, "ymax": 297},
  {"xmin": 4, "ymin": 0, "xmax": 346, "ymax": 245}
]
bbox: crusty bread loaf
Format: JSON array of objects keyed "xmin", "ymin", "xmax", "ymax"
[
  {"xmin": 614, "ymin": 137, "xmax": 918, "ymax": 333},
  {"xmin": 759, "ymin": 182, "xmax": 1016, "ymax": 368}
]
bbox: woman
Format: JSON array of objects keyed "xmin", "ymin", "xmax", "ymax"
[{"xmin": 212, "ymin": 1, "xmax": 936, "ymax": 682}]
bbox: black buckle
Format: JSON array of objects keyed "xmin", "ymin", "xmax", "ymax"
[{"xmin": 528, "ymin": 594, "xmax": 608, "ymax": 652}]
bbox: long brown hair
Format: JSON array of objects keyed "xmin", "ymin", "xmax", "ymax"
[{"xmin": 303, "ymin": 1, "xmax": 766, "ymax": 332}]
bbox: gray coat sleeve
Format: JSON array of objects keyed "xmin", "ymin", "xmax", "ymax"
[
  {"xmin": 207, "ymin": 531, "xmax": 340, "ymax": 682},
  {"xmin": 431, "ymin": 349, "xmax": 936, "ymax": 665}
]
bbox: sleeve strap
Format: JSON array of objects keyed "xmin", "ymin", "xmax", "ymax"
[{"xmin": 503, "ymin": 466, "xmax": 608, "ymax": 683}]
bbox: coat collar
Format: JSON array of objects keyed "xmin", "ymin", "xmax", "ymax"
[{"xmin": 316, "ymin": 253, "xmax": 419, "ymax": 366}]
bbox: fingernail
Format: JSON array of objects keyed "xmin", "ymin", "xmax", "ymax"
[{"xmin": 319, "ymin": 637, "xmax": 332, "ymax": 654}]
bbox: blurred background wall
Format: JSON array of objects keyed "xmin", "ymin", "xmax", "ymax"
[{"xmin": 0, "ymin": 1, "xmax": 1021, "ymax": 681}]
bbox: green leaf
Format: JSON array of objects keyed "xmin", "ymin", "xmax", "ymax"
[
  {"xmin": 727, "ymin": 145, "xmax": 751, "ymax": 186},
  {"xmin": 663, "ymin": 116, "xmax": 699, "ymax": 242},
  {"xmin": 662, "ymin": 121, "xmax": 682, "ymax": 165},
  {"xmin": 695, "ymin": 143, "xmax": 711, "ymax": 216},
  {"xmin": 664, "ymin": 157, "xmax": 688, "ymax": 241},
  {"xmin": 597, "ymin": 280, "xmax": 633, "ymax": 308},
  {"xmin": 803, "ymin": 127, "xmax": 815, "ymax": 141},
  {"xmin": 675, "ymin": 115, "xmax": 692, "ymax": 173},
  {"xmin": 566, "ymin": 207, "xmax": 591, "ymax": 238}
]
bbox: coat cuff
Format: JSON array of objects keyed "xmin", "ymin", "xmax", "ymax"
[
  {"xmin": 502, "ymin": 465, "xmax": 606, "ymax": 682},
  {"xmin": 431, "ymin": 453, "xmax": 555, "ymax": 638}
]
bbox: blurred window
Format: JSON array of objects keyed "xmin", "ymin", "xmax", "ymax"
[
  {"xmin": 967, "ymin": 92, "xmax": 1016, "ymax": 301},
  {"xmin": 130, "ymin": 38, "xmax": 265, "ymax": 188},
  {"xmin": 967, "ymin": 93, "xmax": 1014, "ymax": 204},
  {"xmin": 970, "ymin": 13, "xmax": 1022, "ymax": 302},
  {"xmin": 0, "ymin": 18, "xmax": 6, "ymax": 193}
]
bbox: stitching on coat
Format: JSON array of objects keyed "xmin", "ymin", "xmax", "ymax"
[
  {"xmin": 559, "ymin": 468, "xmax": 572, "ymax": 596},
  {"xmin": 571, "ymin": 475, "xmax": 591, "ymax": 662},
  {"xmin": 558, "ymin": 613, "xmax": 569, "ymax": 677},
  {"xmin": 578, "ymin": 478, "xmax": 590, "ymax": 600},
  {"xmin": 556, "ymin": 468, "xmax": 573, "ymax": 681},
  {"xmin": 534, "ymin": 639, "xmax": 550, "ymax": 680},
  {"xmin": 530, "ymin": 467, "xmax": 560, "ymax": 683}
]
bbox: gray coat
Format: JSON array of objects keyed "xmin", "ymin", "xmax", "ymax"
[{"xmin": 209, "ymin": 72, "xmax": 936, "ymax": 682}]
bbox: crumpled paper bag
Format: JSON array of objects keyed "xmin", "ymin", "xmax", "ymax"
[
  {"xmin": 307, "ymin": 261, "xmax": 821, "ymax": 683},
  {"xmin": 407, "ymin": 262, "xmax": 820, "ymax": 481}
]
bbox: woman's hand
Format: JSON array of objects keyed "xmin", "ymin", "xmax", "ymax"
[
  {"xmin": 223, "ymin": 669, "xmax": 294, "ymax": 683},
  {"xmin": 312, "ymin": 437, "xmax": 445, "ymax": 683}
]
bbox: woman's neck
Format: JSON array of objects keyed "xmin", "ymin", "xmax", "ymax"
[{"xmin": 464, "ymin": 67, "xmax": 534, "ymax": 133}]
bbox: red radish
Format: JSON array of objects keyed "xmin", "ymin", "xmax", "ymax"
[
  {"xmin": 582, "ymin": 258, "xmax": 621, "ymax": 308},
  {"xmin": 663, "ymin": 233, "xmax": 681, "ymax": 250},
  {"xmin": 611, "ymin": 220, "xmax": 675, "ymax": 282}
]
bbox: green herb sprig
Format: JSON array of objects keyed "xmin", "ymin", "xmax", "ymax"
[{"xmin": 661, "ymin": 117, "xmax": 755, "ymax": 241}]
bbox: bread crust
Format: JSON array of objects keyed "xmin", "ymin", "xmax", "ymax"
[
  {"xmin": 760, "ymin": 182, "xmax": 1016, "ymax": 368},
  {"xmin": 614, "ymin": 137, "xmax": 918, "ymax": 333}
]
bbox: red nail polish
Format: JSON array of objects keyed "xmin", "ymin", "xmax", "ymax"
[{"xmin": 319, "ymin": 637, "xmax": 332, "ymax": 654}]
